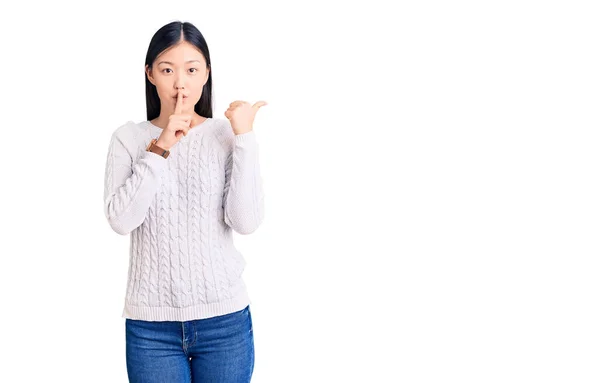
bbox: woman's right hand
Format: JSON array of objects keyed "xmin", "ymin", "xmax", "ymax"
[{"xmin": 156, "ymin": 90, "xmax": 192, "ymax": 150}]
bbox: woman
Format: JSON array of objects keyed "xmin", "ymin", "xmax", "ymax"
[{"xmin": 103, "ymin": 20, "xmax": 266, "ymax": 382}]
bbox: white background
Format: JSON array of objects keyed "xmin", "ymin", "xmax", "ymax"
[{"xmin": 0, "ymin": 0, "xmax": 598, "ymax": 382}]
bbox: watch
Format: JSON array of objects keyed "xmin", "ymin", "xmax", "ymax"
[{"xmin": 146, "ymin": 138, "xmax": 170, "ymax": 159}]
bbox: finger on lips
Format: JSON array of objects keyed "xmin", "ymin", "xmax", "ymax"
[{"xmin": 175, "ymin": 90, "xmax": 184, "ymax": 115}]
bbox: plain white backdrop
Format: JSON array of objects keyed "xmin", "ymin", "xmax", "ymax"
[{"xmin": 0, "ymin": 0, "xmax": 598, "ymax": 381}]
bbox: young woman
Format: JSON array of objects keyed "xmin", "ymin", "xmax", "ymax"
[{"xmin": 103, "ymin": 20, "xmax": 266, "ymax": 382}]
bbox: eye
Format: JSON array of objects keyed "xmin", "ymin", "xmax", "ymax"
[
  {"xmin": 162, "ymin": 68, "xmax": 172, "ymax": 74},
  {"xmin": 189, "ymin": 68, "xmax": 198, "ymax": 73}
]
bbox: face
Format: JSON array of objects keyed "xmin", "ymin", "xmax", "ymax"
[{"xmin": 145, "ymin": 41, "xmax": 210, "ymax": 115}]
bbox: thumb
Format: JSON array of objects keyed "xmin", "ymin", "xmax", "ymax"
[{"xmin": 252, "ymin": 101, "xmax": 268, "ymax": 110}]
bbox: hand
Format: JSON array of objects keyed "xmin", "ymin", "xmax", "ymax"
[
  {"xmin": 224, "ymin": 100, "xmax": 267, "ymax": 135},
  {"xmin": 156, "ymin": 90, "xmax": 192, "ymax": 150}
]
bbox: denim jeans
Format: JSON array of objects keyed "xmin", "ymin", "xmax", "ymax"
[{"xmin": 125, "ymin": 305, "xmax": 254, "ymax": 382}]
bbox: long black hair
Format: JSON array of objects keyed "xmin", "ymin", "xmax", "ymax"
[{"xmin": 144, "ymin": 21, "xmax": 213, "ymax": 120}]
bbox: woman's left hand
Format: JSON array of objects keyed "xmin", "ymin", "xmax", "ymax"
[{"xmin": 224, "ymin": 100, "xmax": 268, "ymax": 135}]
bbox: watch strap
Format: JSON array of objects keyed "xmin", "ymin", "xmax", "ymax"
[{"xmin": 146, "ymin": 138, "xmax": 170, "ymax": 159}]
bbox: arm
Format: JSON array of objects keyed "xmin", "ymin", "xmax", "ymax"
[
  {"xmin": 103, "ymin": 127, "xmax": 167, "ymax": 235},
  {"xmin": 222, "ymin": 130, "xmax": 265, "ymax": 235}
]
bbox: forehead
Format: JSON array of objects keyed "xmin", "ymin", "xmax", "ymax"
[{"xmin": 155, "ymin": 42, "xmax": 205, "ymax": 65}]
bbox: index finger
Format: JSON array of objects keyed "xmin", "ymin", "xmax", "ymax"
[{"xmin": 175, "ymin": 90, "xmax": 184, "ymax": 114}]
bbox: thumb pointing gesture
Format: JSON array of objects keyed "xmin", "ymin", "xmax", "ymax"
[
  {"xmin": 252, "ymin": 101, "xmax": 268, "ymax": 110},
  {"xmin": 225, "ymin": 99, "xmax": 268, "ymax": 135}
]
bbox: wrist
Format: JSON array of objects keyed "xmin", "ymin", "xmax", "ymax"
[
  {"xmin": 155, "ymin": 138, "xmax": 171, "ymax": 151},
  {"xmin": 146, "ymin": 138, "xmax": 171, "ymax": 159}
]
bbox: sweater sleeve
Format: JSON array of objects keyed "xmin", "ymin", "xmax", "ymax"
[
  {"xmin": 103, "ymin": 126, "xmax": 167, "ymax": 235},
  {"xmin": 222, "ymin": 129, "xmax": 265, "ymax": 235}
]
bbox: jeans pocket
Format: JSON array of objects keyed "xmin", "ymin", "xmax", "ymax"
[{"xmin": 247, "ymin": 305, "xmax": 253, "ymax": 333}]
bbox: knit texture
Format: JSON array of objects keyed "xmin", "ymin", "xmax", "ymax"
[{"xmin": 103, "ymin": 118, "xmax": 264, "ymax": 321}]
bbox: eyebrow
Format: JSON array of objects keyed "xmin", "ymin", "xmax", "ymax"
[{"xmin": 157, "ymin": 60, "xmax": 202, "ymax": 65}]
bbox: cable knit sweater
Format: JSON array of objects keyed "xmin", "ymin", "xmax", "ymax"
[{"xmin": 103, "ymin": 117, "xmax": 264, "ymax": 321}]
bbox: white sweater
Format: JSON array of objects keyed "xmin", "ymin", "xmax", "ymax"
[{"xmin": 103, "ymin": 118, "xmax": 264, "ymax": 321}]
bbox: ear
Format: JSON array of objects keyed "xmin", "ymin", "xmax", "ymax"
[{"xmin": 145, "ymin": 65, "xmax": 155, "ymax": 86}]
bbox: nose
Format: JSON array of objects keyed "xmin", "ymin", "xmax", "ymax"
[{"xmin": 174, "ymin": 74, "xmax": 185, "ymax": 91}]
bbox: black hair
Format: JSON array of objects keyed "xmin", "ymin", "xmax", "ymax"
[{"xmin": 144, "ymin": 21, "xmax": 213, "ymax": 120}]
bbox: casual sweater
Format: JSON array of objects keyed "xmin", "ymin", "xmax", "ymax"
[{"xmin": 103, "ymin": 117, "xmax": 264, "ymax": 321}]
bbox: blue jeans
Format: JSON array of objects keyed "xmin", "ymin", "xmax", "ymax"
[{"xmin": 125, "ymin": 305, "xmax": 254, "ymax": 382}]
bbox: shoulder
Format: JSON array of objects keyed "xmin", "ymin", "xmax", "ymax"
[
  {"xmin": 109, "ymin": 120, "xmax": 150, "ymax": 144},
  {"xmin": 209, "ymin": 117, "xmax": 236, "ymax": 147},
  {"xmin": 108, "ymin": 120, "xmax": 134, "ymax": 140},
  {"xmin": 106, "ymin": 121, "xmax": 150, "ymax": 159},
  {"xmin": 208, "ymin": 118, "xmax": 259, "ymax": 152}
]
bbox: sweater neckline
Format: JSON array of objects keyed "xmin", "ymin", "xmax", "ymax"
[{"xmin": 146, "ymin": 117, "xmax": 213, "ymax": 133}]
